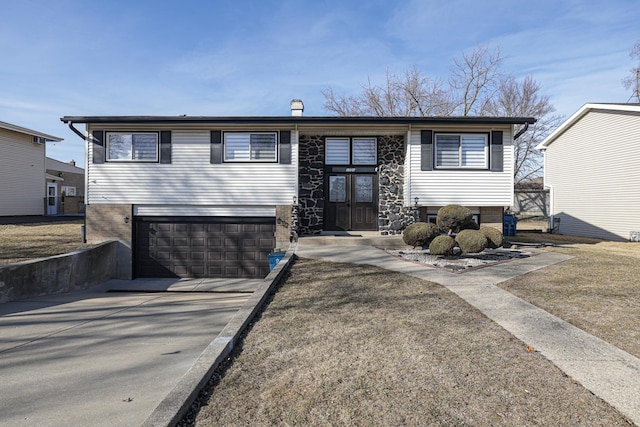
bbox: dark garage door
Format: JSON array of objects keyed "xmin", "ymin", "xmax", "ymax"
[{"xmin": 135, "ymin": 217, "xmax": 276, "ymax": 278}]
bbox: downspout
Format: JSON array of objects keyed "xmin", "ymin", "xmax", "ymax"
[
  {"xmin": 67, "ymin": 121, "xmax": 88, "ymax": 243},
  {"xmin": 513, "ymin": 122, "xmax": 529, "ymax": 140}
]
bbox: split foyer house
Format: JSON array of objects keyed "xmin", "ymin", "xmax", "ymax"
[
  {"xmin": 0, "ymin": 121, "xmax": 63, "ymax": 216},
  {"xmin": 537, "ymin": 103, "xmax": 640, "ymax": 241},
  {"xmin": 61, "ymin": 101, "xmax": 535, "ymax": 279}
]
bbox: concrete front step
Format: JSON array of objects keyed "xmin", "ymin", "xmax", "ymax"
[{"xmin": 298, "ymin": 233, "xmax": 410, "ymax": 248}]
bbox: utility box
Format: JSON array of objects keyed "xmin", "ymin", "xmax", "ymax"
[{"xmin": 503, "ymin": 215, "xmax": 518, "ymax": 237}]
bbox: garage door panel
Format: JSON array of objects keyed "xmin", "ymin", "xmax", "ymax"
[
  {"xmin": 191, "ymin": 238, "xmax": 205, "ymax": 247},
  {"xmin": 136, "ymin": 218, "xmax": 275, "ymax": 278}
]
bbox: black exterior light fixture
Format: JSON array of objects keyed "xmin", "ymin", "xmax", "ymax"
[
  {"xmin": 124, "ymin": 216, "xmax": 130, "ymax": 224},
  {"xmin": 414, "ymin": 197, "xmax": 419, "ymax": 207}
]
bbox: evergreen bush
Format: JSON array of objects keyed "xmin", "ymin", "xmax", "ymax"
[
  {"xmin": 455, "ymin": 229, "xmax": 489, "ymax": 254},
  {"xmin": 429, "ymin": 235, "xmax": 456, "ymax": 255},
  {"xmin": 479, "ymin": 226, "xmax": 504, "ymax": 249},
  {"xmin": 402, "ymin": 222, "xmax": 439, "ymax": 247},
  {"xmin": 436, "ymin": 205, "xmax": 474, "ymax": 234}
]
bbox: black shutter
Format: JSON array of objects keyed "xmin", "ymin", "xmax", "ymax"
[
  {"xmin": 279, "ymin": 130, "xmax": 291, "ymax": 164},
  {"xmin": 210, "ymin": 130, "xmax": 222, "ymax": 164},
  {"xmin": 490, "ymin": 131, "xmax": 503, "ymax": 172},
  {"xmin": 160, "ymin": 131, "xmax": 172, "ymax": 164},
  {"xmin": 421, "ymin": 130, "xmax": 433, "ymax": 171},
  {"xmin": 92, "ymin": 130, "xmax": 105, "ymax": 164}
]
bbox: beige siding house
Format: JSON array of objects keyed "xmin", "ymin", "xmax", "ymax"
[
  {"xmin": 45, "ymin": 157, "xmax": 85, "ymax": 214},
  {"xmin": 0, "ymin": 121, "xmax": 63, "ymax": 216},
  {"xmin": 537, "ymin": 103, "xmax": 640, "ymax": 241}
]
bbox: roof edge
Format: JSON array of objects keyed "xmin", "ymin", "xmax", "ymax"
[
  {"xmin": 0, "ymin": 121, "xmax": 63, "ymax": 142},
  {"xmin": 60, "ymin": 115, "xmax": 536, "ymax": 126},
  {"xmin": 537, "ymin": 103, "xmax": 640, "ymax": 149}
]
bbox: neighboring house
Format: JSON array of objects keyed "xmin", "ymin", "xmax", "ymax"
[
  {"xmin": 512, "ymin": 177, "xmax": 549, "ymax": 217},
  {"xmin": 61, "ymin": 101, "xmax": 535, "ymax": 279},
  {"xmin": 45, "ymin": 157, "xmax": 85, "ymax": 214},
  {"xmin": 537, "ymin": 103, "xmax": 640, "ymax": 241},
  {"xmin": 0, "ymin": 121, "xmax": 63, "ymax": 216}
]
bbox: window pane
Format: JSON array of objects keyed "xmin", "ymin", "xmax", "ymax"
[
  {"xmin": 329, "ymin": 176, "xmax": 346, "ymax": 202},
  {"xmin": 250, "ymin": 133, "xmax": 276, "ymax": 160},
  {"xmin": 355, "ymin": 175, "xmax": 373, "ymax": 202},
  {"xmin": 108, "ymin": 134, "xmax": 132, "ymax": 160},
  {"xmin": 436, "ymin": 135, "xmax": 460, "ymax": 167},
  {"xmin": 225, "ymin": 134, "xmax": 251, "ymax": 161},
  {"xmin": 461, "ymin": 135, "xmax": 486, "ymax": 167},
  {"xmin": 132, "ymin": 134, "xmax": 158, "ymax": 160},
  {"xmin": 326, "ymin": 138, "xmax": 349, "ymax": 164},
  {"xmin": 353, "ymin": 138, "xmax": 377, "ymax": 165}
]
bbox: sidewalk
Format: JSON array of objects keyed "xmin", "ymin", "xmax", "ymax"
[{"xmin": 294, "ymin": 239, "xmax": 640, "ymax": 426}]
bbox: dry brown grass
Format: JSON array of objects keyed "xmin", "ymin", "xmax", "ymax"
[
  {"xmin": 500, "ymin": 233, "xmax": 640, "ymax": 359},
  {"xmin": 0, "ymin": 221, "xmax": 87, "ymax": 265},
  {"xmin": 185, "ymin": 258, "xmax": 631, "ymax": 426}
]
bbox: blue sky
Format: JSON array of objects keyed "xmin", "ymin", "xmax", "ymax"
[{"xmin": 1, "ymin": 0, "xmax": 638, "ymax": 168}]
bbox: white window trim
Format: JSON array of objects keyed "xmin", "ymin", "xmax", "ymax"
[
  {"xmin": 435, "ymin": 133, "xmax": 488, "ymax": 169},
  {"xmin": 62, "ymin": 186, "xmax": 76, "ymax": 196},
  {"xmin": 352, "ymin": 137, "xmax": 377, "ymax": 165},
  {"xmin": 223, "ymin": 131, "xmax": 278, "ymax": 163},
  {"xmin": 106, "ymin": 132, "xmax": 159, "ymax": 162},
  {"xmin": 325, "ymin": 137, "xmax": 377, "ymax": 166},
  {"xmin": 325, "ymin": 137, "xmax": 350, "ymax": 165}
]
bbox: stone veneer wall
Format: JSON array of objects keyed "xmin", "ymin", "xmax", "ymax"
[
  {"xmin": 298, "ymin": 134, "xmax": 417, "ymax": 236},
  {"xmin": 298, "ymin": 135, "xmax": 325, "ymax": 235},
  {"xmin": 378, "ymin": 135, "xmax": 417, "ymax": 235}
]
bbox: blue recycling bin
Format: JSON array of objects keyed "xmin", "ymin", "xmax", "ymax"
[
  {"xmin": 268, "ymin": 252, "xmax": 286, "ymax": 271},
  {"xmin": 503, "ymin": 215, "xmax": 518, "ymax": 237}
]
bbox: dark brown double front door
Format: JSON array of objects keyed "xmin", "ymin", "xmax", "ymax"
[{"xmin": 325, "ymin": 173, "xmax": 378, "ymax": 231}]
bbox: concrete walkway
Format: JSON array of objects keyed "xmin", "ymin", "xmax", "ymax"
[{"xmin": 295, "ymin": 240, "xmax": 640, "ymax": 426}]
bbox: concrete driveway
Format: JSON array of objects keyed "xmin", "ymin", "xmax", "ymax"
[{"xmin": 0, "ymin": 278, "xmax": 261, "ymax": 427}]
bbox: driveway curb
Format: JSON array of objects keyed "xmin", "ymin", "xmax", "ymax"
[{"xmin": 141, "ymin": 247, "xmax": 296, "ymax": 427}]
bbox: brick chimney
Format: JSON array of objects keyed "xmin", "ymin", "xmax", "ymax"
[{"xmin": 70, "ymin": 160, "xmax": 76, "ymax": 166}]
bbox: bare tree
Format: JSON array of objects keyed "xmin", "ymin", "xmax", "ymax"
[
  {"xmin": 449, "ymin": 44, "xmax": 504, "ymax": 116},
  {"xmin": 322, "ymin": 67, "xmax": 454, "ymax": 117},
  {"xmin": 622, "ymin": 40, "xmax": 640, "ymax": 102},
  {"xmin": 322, "ymin": 43, "xmax": 560, "ymax": 183},
  {"xmin": 485, "ymin": 76, "xmax": 563, "ymax": 182}
]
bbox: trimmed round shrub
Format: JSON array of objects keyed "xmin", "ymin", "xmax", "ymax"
[
  {"xmin": 455, "ymin": 229, "xmax": 489, "ymax": 254},
  {"xmin": 436, "ymin": 205, "xmax": 474, "ymax": 234},
  {"xmin": 429, "ymin": 235, "xmax": 456, "ymax": 256},
  {"xmin": 403, "ymin": 222, "xmax": 439, "ymax": 247},
  {"xmin": 479, "ymin": 226, "xmax": 504, "ymax": 249}
]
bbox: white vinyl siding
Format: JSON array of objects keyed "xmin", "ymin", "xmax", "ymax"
[
  {"xmin": 0, "ymin": 128, "xmax": 45, "ymax": 216},
  {"xmin": 87, "ymin": 129, "xmax": 297, "ymax": 206},
  {"xmin": 407, "ymin": 127, "xmax": 513, "ymax": 206},
  {"xmin": 545, "ymin": 108, "xmax": 640, "ymax": 241}
]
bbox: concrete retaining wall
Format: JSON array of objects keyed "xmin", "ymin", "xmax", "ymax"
[{"xmin": 0, "ymin": 241, "xmax": 118, "ymax": 303}]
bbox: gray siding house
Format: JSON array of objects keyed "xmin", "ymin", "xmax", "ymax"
[
  {"xmin": 62, "ymin": 102, "xmax": 535, "ymax": 279},
  {"xmin": 0, "ymin": 121, "xmax": 63, "ymax": 216},
  {"xmin": 537, "ymin": 103, "xmax": 640, "ymax": 241}
]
